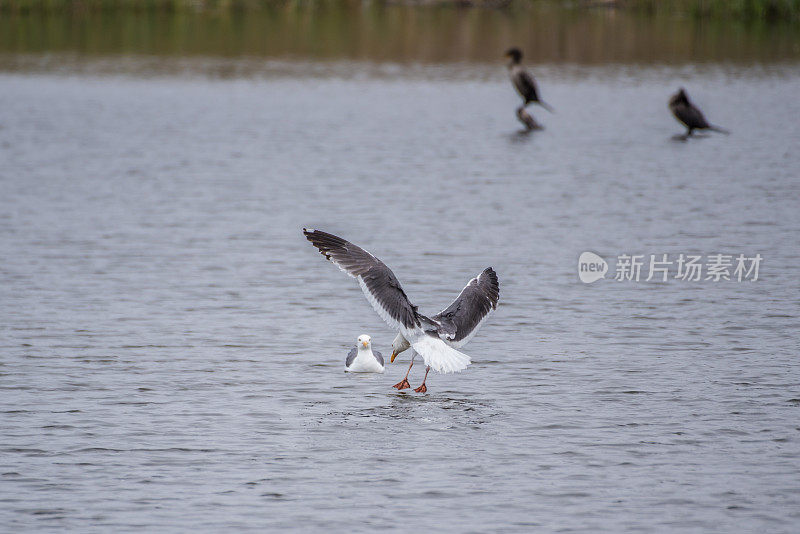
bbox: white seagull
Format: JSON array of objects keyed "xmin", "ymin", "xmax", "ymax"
[
  {"xmin": 304, "ymin": 229, "xmax": 500, "ymax": 393},
  {"xmin": 345, "ymin": 334, "xmax": 385, "ymax": 373}
]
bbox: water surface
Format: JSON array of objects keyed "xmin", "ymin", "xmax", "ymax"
[{"xmin": 1, "ymin": 31, "xmax": 800, "ymax": 534}]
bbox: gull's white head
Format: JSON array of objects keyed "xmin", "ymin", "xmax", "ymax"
[
  {"xmin": 390, "ymin": 333, "xmax": 411, "ymax": 363},
  {"xmin": 357, "ymin": 334, "xmax": 371, "ymax": 350}
]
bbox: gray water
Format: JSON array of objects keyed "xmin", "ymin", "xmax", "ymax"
[{"xmin": 1, "ymin": 65, "xmax": 800, "ymax": 532}]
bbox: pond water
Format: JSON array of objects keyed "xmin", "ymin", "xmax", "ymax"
[{"xmin": 1, "ymin": 5, "xmax": 800, "ymax": 533}]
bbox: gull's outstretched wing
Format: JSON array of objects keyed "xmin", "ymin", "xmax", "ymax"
[
  {"xmin": 303, "ymin": 229, "xmax": 419, "ymax": 331},
  {"xmin": 432, "ymin": 267, "xmax": 500, "ymax": 349}
]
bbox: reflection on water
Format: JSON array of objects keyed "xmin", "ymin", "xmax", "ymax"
[{"xmin": 1, "ymin": 2, "xmax": 799, "ymax": 73}]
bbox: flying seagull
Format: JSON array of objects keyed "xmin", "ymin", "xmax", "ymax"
[
  {"xmin": 345, "ymin": 334, "xmax": 385, "ymax": 373},
  {"xmin": 669, "ymin": 88, "xmax": 729, "ymax": 138},
  {"xmin": 303, "ymin": 229, "xmax": 500, "ymax": 393},
  {"xmin": 505, "ymin": 47, "xmax": 554, "ymax": 113}
]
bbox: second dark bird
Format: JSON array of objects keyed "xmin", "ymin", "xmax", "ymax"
[{"xmin": 669, "ymin": 88, "xmax": 729, "ymax": 137}]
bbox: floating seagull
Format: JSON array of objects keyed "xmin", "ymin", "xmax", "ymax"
[
  {"xmin": 345, "ymin": 334, "xmax": 385, "ymax": 373},
  {"xmin": 303, "ymin": 229, "xmax": 499, "ymax": 393},
  {"xmin": 669, "ymin": 88, "xmax": 729, "ymax": 138},
  {"xmin": 505, "ymin": 47, "xmax": 554, "ymax": 113}
]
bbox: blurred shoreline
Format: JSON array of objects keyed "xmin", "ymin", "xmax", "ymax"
[
  {"xmin": 2, "ymin": 54, "xmax": 799, "ymax": 80},
  {"xmin": 2, "ymin": 3, "xmax": 799, "ymax": 69},
  {"xmin": 0, "ymin": 0, "xmax": 799, "ymax": 22}
]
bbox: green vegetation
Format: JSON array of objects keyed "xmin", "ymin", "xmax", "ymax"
[
  {"xmin": 0, "ymin": 0, "xmax": 799, "ymax": 22},
  {"xmin": 0, "ymin": 0, "xmax": 272, "ymax": 14},
  {"xmin": 1, "ymin": 0, "xmax": 798, "ymax": 66},
  {"xmin": 624, "ymin": 0, "xmax": 800, "ymax": 22},
  {"xmin": 0, "ymin": 0, "xmax": 254, "ymax": 13}
]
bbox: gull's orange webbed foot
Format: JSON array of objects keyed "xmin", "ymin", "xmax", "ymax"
[
  {"xmin": 413, "ymin": 383, "xmax": 427, "ymax": 393},
  {"xmin": 393, "ymin": 378, "xmax": 411, "ymax": 390}
]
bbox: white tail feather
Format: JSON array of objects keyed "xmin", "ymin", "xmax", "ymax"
[{"xmin": 411, "ymin": 336, "xmax": 471, "ymax": 374}]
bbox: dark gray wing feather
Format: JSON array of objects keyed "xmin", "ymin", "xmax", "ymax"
[
  {"xmin": 346, "ymin": 347, "xmax": 358, "ymax": 367},
  {"xmin": 432, "ymin": 267, "xmax": 500, "ymax": 345},
  {"xmin": 373, "ymin": 350, "xmax": 384, "ymax": 366},
  {"xmin": 303, "ymin": 229, "xmax": 419, "ymax": 330}
]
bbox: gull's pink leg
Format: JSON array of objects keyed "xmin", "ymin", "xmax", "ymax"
[
  {"xmin": 414, "ymin": 366, "xmax": 430, "ymax": 393},
  {"xmin": 392, "ymin": 356, "xmax": 414, "ymax": 390}
]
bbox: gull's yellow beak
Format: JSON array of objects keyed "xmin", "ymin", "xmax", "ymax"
[
  {"xmin": 390, "ymin": 350, "xmax": 397, "ymax": 363},
  {"xmin": 362, "ymin": 341, "xmax": 369, "ymax": 348}
]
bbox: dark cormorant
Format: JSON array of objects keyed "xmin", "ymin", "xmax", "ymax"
[
  {"xmin": 669, "ymin": 88, "xmax": 729, "ymax": 137},
  {"xmin": 505, "ymin": 47, "xmax": 554, "ymax": 113}
]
